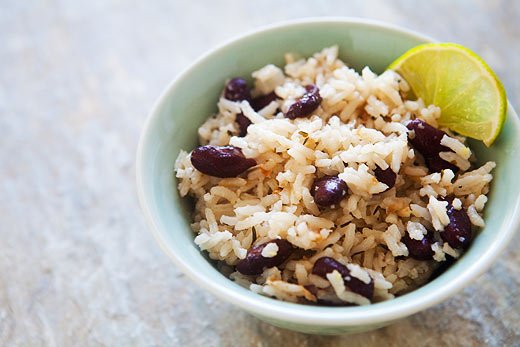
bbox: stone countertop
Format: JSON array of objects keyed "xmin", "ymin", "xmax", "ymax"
[{"xmin": 1, "ymin": 1, "xmax": 519, "ymax": 346}]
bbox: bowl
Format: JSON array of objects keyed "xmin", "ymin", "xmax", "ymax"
[{"xmin": 136, "ymin": 18, "xmax": 520, "ymax": 334}]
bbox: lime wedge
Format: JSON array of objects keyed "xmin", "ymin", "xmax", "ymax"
[{"xmin": 388, "ymin": 43, "xmax": 506, "ymax": 146}]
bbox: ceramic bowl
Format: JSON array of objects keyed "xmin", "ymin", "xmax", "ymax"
[{"xmin": 136, "ymin": 18, "xmax": 520, "ymax": 334}]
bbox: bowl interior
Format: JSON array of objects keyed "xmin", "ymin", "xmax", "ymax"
[{"xmin": 137, "ymin": 19, "xmax": 520, "ymax": 329}]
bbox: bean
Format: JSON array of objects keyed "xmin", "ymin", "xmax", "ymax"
[
  {"xmin": 441, "ymin": 203, "xmax": 472, "ymax": 249},
  {"xmin": 235, "ymin": 113, "xmax": 251, "ymax": 137},
  {"xmin": 312, "ymin": 257, "xmax": 374, "ymax": 299},
  {"xmin": 235, "ymin": 92, "xmax": 279, "ymax": 137},
  {"xmin": 224, "ymin": 77, "xmax": 251, "ymax": 102},
  {"xmin": 285, "ymin": 84, "xmax": 322, "ymax": 119},
  {"xmin": 373, "ymin": 165, "xmax": 397, "ymax": 190},
  {"xmin": 425, "ymin": 156, "xmax": 459, "ymax": 174},
  {"xmin": 251, "ymin": 92, "xmax": 278, "ymax": 111},
  {"xmin": 310, "ymin": 176, "xmax": 348, "ymax": 207},
  {"xmin": 406, "ymin": 119, "xmax": 458, "ymax": 173},
  {"xmin": 224, "ymin": 78, "xmax": 251, "ymax": 137},
  {"xmin": 406, "ymin": 119, "xmax": 446, "ymax": 157},
  {"xmin": 402, "ymin": 232, "xmax": 435, "ymax": 260},
  {"xmin": 312, "ymin": 257, "xmax": 349, "ymax": 278},
  {"xmin": 190, "ymin": 145, "xmax": 256, "ymax": 178},
  {"xmin": 236, "ymin": 239, "xmax": 293, "ymax": 275}
]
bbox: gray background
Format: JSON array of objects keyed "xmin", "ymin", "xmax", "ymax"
[{"xmin": 1, "ymin": 1, "xmax": 519, "ymax": 346}]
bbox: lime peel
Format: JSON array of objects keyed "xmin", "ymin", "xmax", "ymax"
[{"xmin": 388, "ymin": 43, "xmax": 506, "ymax": 146}]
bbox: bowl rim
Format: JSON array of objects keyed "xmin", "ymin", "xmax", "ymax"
[{"xmin": 136, "ymin": 17, "xmax": 520, "ymax": 326}]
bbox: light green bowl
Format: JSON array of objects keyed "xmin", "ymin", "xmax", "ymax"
[{"xmin": 136, "ymin": 18, "xmax": 520, "ymax": 334}]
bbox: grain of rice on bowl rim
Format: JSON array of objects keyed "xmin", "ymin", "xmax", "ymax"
[{"xmin": 174, "ymin": 46, "xmax": 495, "ymax": 306}]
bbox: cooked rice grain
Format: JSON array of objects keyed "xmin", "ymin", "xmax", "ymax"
[{"xmin": 175, "ymin": 46, "xmax": 495, "ymax": 305}]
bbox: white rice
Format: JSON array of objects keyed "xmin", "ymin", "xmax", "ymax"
[
  {"xmin": 261, "ymin": 242, "xmax": 279, "ymax": 258},
  {"xmin": 407, "ymin": 221, "xmax": 427, "ymax": 241},
  {"xmin": 452, "ymin": 198, "xmax": 463, "ymax": 210},
  {"xmin": 174, "ymin": 47, "xmax": 495, "ymax": 305}
]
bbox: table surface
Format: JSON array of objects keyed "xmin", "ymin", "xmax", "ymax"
[{"xmin": 1, "ymin": 1, "xmax": 519, "ymax": 346}]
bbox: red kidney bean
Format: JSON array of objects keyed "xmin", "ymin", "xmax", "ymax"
[
  {"xmin": 310, "ymin": 176, "xmax": 349, "ymax": 207},
  {"xmin": 402, "ymin": 232, "xmax": 435, "ymax": 260},
  {"xmin": 406, "ymin": 119, "xmax": 446, "ymax": 157},
  {"xmin": 441, "ymin": 203, "xmax": 472, "ymax": 249},
  {"xmin": 312, "ymin": 257, "xmax": 350, "ymax": 278},
  {"xmin": 190, "ymin": 145, "xmax": 256, "ymax": 178},
  {"xmin": 312, "ymin": 257, "xmax": 374, "ymax": 299},
  {"xmin": 373, "ymin": 165, "xmax": 397, "ymax": 190},
  {"xmin": 235, "ymin": 92, "xmax": 279, "ymax": 137},
  {"xmin": 425, "ymin": 156, "xmax": 458, "ymax": 174},
  {"xmin": 251, "ymin": 92, "xmax": 278, "ymax": 111},
  {"xmin": 406, "ymin": 119, "xmax": 458, "ymax": 173},
  {"xmin": 285, "ymin": 84, "xmax": 322, "ymax": 119},
  {"xmin": 236, "ymin": 239, "xmax": 293, "ymax": 275},
  {"xmin": 235, "ymin": 113, "xmax": 252, "ymax": 137},
  {"xmin": 224, "ymin": 77, "xmax": 251, "ymax": 102}
]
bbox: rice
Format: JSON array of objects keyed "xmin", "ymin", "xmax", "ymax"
[
  {"xmin": 174, "ymin": 46, "xmax": 495, "ymax": 305},
  {"xmin": 261, "ymin": 242, "xmax": 279, "ymax": 258},
  {"xmin": 407, "ymin": 221, "xmax": 427, "ymax": 240}
]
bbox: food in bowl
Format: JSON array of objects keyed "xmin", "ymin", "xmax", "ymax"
[{"xmin": 174, "ymin": 46, "xmax": 495, "ymax": 306}]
